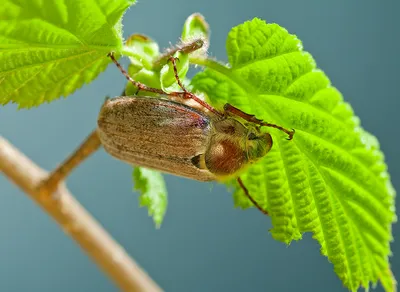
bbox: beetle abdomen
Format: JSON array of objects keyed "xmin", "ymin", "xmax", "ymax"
[{"xmin": 97, "ymin": 96, "xmax": 216, "ymax": 181}]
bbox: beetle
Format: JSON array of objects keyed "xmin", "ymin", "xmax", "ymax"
[{"xmin": 98, "ymin": 53, "xmax": 294, "ymax": 215}]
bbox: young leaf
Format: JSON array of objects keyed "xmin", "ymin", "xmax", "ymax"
[
  {"xmin": 191, "ymin": 18, "xmax": 396, "ymax": 292},
  {"xmin": 182, "ymin": 13, "xmax": 210, "ymax": 43},
  {"xmin": 0, "ymin": 0, "xmax": 135, "ymax": 108},
  {"xmin": 123, "ymin": 34, "xmax": 162, "ymax": 96},
  {"xmin": 181, "ymin": 13, "xmax": 210, "ymax": 56},
  {"xmin": 125, "ymin": 34, "xmax": 160, "ymax": 74},
  {"xmin": 133, "ymin": 167, "xmax": 168, "ymax": 228}
]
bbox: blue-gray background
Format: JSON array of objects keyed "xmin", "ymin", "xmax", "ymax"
[{"xmin": 0, "ymin": 0, "xmax": 399, "ymax": 291}]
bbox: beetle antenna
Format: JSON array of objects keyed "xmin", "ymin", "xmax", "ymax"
[
  {"xmin": 223, "ymin": 103, "xmax": 295, "ymax": 140},
  {"xmin": 237, "ymin": 177, "xmax": 269, "ymax": 216}
]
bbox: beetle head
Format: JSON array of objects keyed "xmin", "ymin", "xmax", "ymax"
[{"xmin": 245, "ymin": 127, "xmax": 273, "ymax": 162}]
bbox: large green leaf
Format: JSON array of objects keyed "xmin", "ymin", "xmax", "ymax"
[
  {"xmin": 191, "ymin": 18, "xmax": 396, "ymax": 292},
  {"xmin": 0, "ymin": 0, "xmax": 135, "ymax": 107}
]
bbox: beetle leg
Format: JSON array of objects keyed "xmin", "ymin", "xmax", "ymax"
[
  {"xmin": 223, "ymin": 103, "xmax": 263, "ymax": 123},
  {"xmin": 224, "ymin": 103, "xmax": 295, "ymax": 140},
  {"xmin": 237, "ymin": 177, "xmax": 269, "ymax": 216},
  {"xmin": 260, "ymin": 124, "xmax": 295, "ymax": 140},
  {"xmin": 108, "ymin": 52, "xmax": 166, "ymax": 96},
  {"xmin": 108, "ymin": 52, "xmax": 223, "ymax": 117},
  {"xmin": 168, "ymin": 56, "xmax": 224, "ymax": 117},
  {"xmin": 167, "ymin": 56, "xmax": 187, "ymax": 92}
]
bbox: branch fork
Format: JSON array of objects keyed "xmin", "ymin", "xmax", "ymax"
[{"xmin": 0, "ymin": 134, "xmax": 161, "ymax": 292}]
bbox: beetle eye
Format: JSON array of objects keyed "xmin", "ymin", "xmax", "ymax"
[{"xmin": 248, "ymin": 132, "xmax": 258, "ymax": 140}]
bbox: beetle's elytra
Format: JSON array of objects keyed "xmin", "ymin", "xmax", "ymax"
[
  {"xmin": 99, "ymin": 50, "xmax": 294, "ymax": 215},
  {"xmin": 97, "ymin": 96, "xmax": 273, "ymax": 182}
]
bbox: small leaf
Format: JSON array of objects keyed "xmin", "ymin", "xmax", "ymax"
[
  {"xmin": 133, "ymin": 167, "xmax": 168, "ymax": 227},
  {"xmin": 181, "ymin": 14, "xmax": 209, "ymax": 63},
  {"xmin": 0, "ymin": 0, "xmax": 135, "ymax": 107},
  {"xmin": 182, "ymin": 13, "xmax": 209, "ymax": 54},
  {"xmin": 191, "ymin": 18, "xmax": 396, "ymax": 291},
  {"xmin": 182, "ymin": 13, "xmax": 209, "ymax": 41},
  {"xmin": 123, "ymin": 34, "xmax": 162, "ymax": 95},
  {"xmin": 124, "ymin": 34, "xmax": 160, "ymax": 74}
]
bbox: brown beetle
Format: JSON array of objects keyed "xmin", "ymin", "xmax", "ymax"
[{"xmin": 98, "ymin": 53, "xmax": 294, "ymax": 215}]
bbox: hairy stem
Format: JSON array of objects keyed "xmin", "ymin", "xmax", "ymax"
[{"xmin": 0, "ymin": 136, "xmax": 162, "ymax": 292}]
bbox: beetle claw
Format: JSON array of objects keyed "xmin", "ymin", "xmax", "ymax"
[
  {"xmin": 168, "ymin": 56, "xmax": 180, "ymax": 64},
  {"xmin": 286, "ymin": 128, "xmax": 295, "ymax": 140}
]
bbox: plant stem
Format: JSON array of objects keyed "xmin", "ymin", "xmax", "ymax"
[
  {"xmin": 38, "ymin": 130, "xmax": 102, "ymax": 196},
  {"xmin": 0, "ymin": 136, "xmax": 162, "ymax": 292},
  {"xmin": 189, "ymin": 57, "xmax": 231, "ymax": 75}
]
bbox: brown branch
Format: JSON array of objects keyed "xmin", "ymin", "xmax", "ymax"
[
  {"xmin": 38, "ymin": 130, "xmax": 102, "ymax": 196},
  {"xmin": 0, "ymin": 135, "xmax": 162, "ymax": 292}
]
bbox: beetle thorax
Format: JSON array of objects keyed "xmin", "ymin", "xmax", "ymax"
[
  {"xmin": 204, "ymin": 118, "xmax": 248, "ymax": 176},
  {"xmin": 203, "ymin": 117, "xmax": 273, "ymax": 178}
]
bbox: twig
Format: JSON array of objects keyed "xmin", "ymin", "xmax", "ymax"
[
  {"xmin": 37, "ymin": 130, "xmax": 102, "ymax": 196},
  {"xmin": 0, "ymin": 136, "xmax": 162, "ymax": 292}
]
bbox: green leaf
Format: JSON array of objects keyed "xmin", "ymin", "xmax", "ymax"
[
  {"xmin": 181, "ymin": 13, "xmax": 210, "ymax": 58},
  {"xmin": 123, "ymin": 34, "xmax": 162, "ymax": 96},
  {"xmin": 191, "ymin": 18, "xmax": 396, "ymax": 291},
  {"xmin": 133, "ymin": 167, "xmax": 168, "ymax": 228},
  {"xmin": 124, "ymin": 34, "xmax": 160, "ymax": 73},
  {"xmin": 182, "ymin": 13, "xmax": 210, "ymax": 42},
  {"xmin": 0, "ymin": 0, "xmax": 135, "ymax": 108}
]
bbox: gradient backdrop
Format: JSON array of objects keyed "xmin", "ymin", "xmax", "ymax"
[{"xmin": 1, "ymin": 0, "xmax": 399, "ymax": 291}]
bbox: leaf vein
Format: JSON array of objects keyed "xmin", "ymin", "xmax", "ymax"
[
  {"xmin": 0, "ymin": 49, "xmax": 101, "ymax": 75},
  {"xmin": 296, "ymin": 129, "xmax": 386, "ymax": 194}
]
